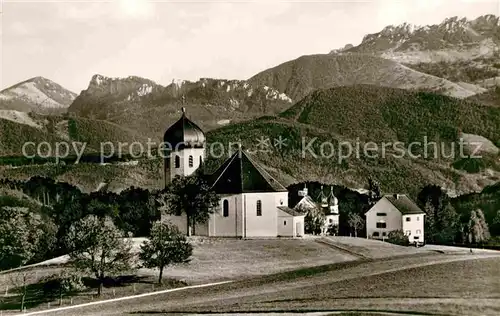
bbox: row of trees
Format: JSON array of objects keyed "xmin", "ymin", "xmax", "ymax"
[
  {"xmin": 0, "ymin": 172, "xmax": 219, "ymax": 271},
  {"xmin": 417, "ymin": 184, "xmax": 499, "ymax": 245},
  {"xmin": 66, "ymin": 216, "xmax": 192, "ymax": 296}
]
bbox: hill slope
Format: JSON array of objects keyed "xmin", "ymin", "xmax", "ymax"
[
  {"xmin": 0, "ymin": 113, "xmax": 147, "ymax": 157},
  {"xmin": 2, "ymin": 86, "xmax": 499, "ymax": 196},
  {"xmin": 280, "ymin": 85, "xmax": 500, "ymax": 146},
  {"xmin": 247, "ymin": 54, "xmax": 481, "ymax": 102},
  {"xmin": 0, "ymin": 77, "xmax": 77, "ymax": 114}
]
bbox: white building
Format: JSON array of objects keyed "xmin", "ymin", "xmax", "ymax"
[
  {"xmin": 365, "ymin": 194, "xmax": 425, "ymax": 245},
  {"xmin": 161, "ymin": 108, "xmax": 305, "ymax": 238},
  {"xmin": 291, "ymin": 185, "xmax": 340, "ymax": 235}
]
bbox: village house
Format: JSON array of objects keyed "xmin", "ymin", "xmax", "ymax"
[
  {"xmin": 365, "ymin": 194, "xmax": 425, "ymax": 245},
  {"xmin": 161, "ymin": 108, "xmax": 305, "ymax": 238}
]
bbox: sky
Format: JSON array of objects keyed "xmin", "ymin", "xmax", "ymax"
[{"xmin": 1, "ymin": 0, "xmax": 499, "ymax": 93}]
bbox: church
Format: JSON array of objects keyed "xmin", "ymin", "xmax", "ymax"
[{"xmin": 161, "ymin": 108, "xmax": 305, "ymax": 238}]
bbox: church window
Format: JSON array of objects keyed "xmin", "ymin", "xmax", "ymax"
[
  {"xmin": 223, "ymin": 200, "xmax": 229, "ymax": 217},
  {"xmin": 284, "ymin": 220, "xmax": 287, "ymax": 226},
  {"xmin": 189, "ymin": 155, "xmax": 193, "ymax": 167},
  {"xmin": 199, "ymin": 156, "xmax": 203, "ymax": 166},
  {"xmin": 256, "ymin": 200, "xmax": 262, "ymax": 216},
  {"xmin": 174, "ymin": 155, "xmax": 180, "ymax": 168}
]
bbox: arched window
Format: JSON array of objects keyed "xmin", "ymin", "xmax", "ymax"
[
  {"xmin": 223, "ymin": 200, "xmax": 229, "ymax": 217},
  {"xmin": 174, "ymin": 155, "xmax": 180, "ymax": 168},
  {"xmin": 256, "ymin": 200, "xmax": 262, "ymax": 216},
  {"xmin": 188, "ymin": 155, "xmax": 193, "ymax": 167}
]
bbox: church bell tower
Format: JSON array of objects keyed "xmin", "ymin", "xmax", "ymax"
[{"xmin": 162, "ymin": 107, "xmax": 206, "ymax": 188}]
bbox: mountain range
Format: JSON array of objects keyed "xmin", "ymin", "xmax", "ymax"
[
  {"xmin": 334, "ymin": 15, "xmax": 500, "ymax": 63},
  {"xmin": 1, "ymin": 14, "xmax": 499, "ymax": 196},
  {"xmin": 330, "ymin": 15, "xmax": 500, "ymax": 88},
  {"xmin": 67, "ymin": 74, "xmax": 293, "ymax": 137}
]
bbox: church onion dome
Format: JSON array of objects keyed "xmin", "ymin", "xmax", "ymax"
[
  {"xmin": 318, "ymin": 185, "xmax": 328, "ymax": 207},
  {"xmin": 328, "ymin": 186, "xmax": 338, "ymax": 206},
  {"xmin": 163, "ymin": 107, "xmax": 205, "ymax": 150}
]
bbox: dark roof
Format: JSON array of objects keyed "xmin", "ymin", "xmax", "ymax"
[
  {"xmin": 163, "ymin": 109, "xmax": 205, "ymax": 149},
  {"xmin": 385, "ymin": 194, "xmax": 425, "ymax": 215},
  {"xmin": 277, "ymin": 206, "xmax": 305, "ymax": 217},
  {"xmin": 210, "ymin": 149, "xmax": 288, "ymax": 194}
]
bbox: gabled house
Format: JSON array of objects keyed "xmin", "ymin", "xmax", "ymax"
[
  {"xmin": 161, "ymin": 108, "xmax": 305, "ymax": 238},
  {"xmin": 365, "ymin": 194, "xmax": 425, "ymax": 244},
  {"xmin": 292, "ymin": 185, "xmax": 318, "ymax": 212}
]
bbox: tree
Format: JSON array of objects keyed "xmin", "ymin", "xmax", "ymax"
[
  {"xmin": 139, "ymin": 221, "xmax": 193, "ymax": 284},
  {"xmin": 368, "ymin": 177, "xmax": 382, "ymax": 206},
  {"xmin": 433, "ymin": 203, "xmax": 460, "ymax": 244},
  {"xmin": 303, "ymin": 205, "xmax": 325, "ymax": 235},
  {"xmin": 117, "ymin": 187, "xmax": 160, "ymax": 237},
  {"xmin": 466, "ymin": 209, "xmax": 490, "ymax": 244},
  {"xmin": 326, "ymin": 223, "xmax": 339, "ymax": 236},
  {"xmin": 0, "ymin": 206, "xmax": 46, "ymax": 270},
  {"xmin": 65, "ymin": 215, "xmax": 134, "ymax": 296},
  {"xmin": 9, "ymin": 270, "xmax": 33, "ymax": 311},
  {"xmin": 491, "ymin": 210, "xmax": 500, "ymax": 236},
  {"xmin": 159, "ymin": 173, "xmax": 219, "ymax": 236},
  {"xmin": 347, "ymin": 213, "xmax": 364, "ymax": 237},
  {"xmin": 417, "ymin": 185, "xmax": 459, "ymax": 243}
]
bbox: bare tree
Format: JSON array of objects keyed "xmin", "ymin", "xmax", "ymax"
[{"xmin": 347, "ymin": 213, "xmax": 364, "ymax": 237}]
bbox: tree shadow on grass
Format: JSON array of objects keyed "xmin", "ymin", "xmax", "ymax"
[{"xmin": 0, "ymin": 274, "xmax": 153, "ymax": 311}]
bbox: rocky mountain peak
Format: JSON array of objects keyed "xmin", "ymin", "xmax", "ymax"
[
  {"xmin": 337, "ymin": 14, "xmax": 500, "ymax": 64},
  {"xmin": 0, "ymin": 76, "xmax": 76, "ymax": 113}
]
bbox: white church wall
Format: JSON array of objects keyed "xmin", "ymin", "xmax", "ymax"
[
  {"xmin": 210, "ymin": 194, "xmax": 244, "ymax": 237},
  {"xmin": 242, "ymin": 192, "xmax": 286, "ymax": 237},
  {"xmin": 161, "ymin": 213, "xmax": 188, "ymax": 235},
  {"xmin": 160, "ymin": 213, "xmax": 208, "ymax": 236}
]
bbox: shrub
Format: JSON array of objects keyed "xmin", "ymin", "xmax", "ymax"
[{"xmin": 387, "ymin": 230, "xmax": 409, "ymax": 246}]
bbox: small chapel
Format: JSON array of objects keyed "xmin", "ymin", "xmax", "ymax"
[{"xmin": 161, "ymin": 108, "xmax": 305, "ymax": 238}]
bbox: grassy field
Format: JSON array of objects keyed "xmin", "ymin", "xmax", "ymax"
[
  {"xmin": 0, "ymin": 238, "xmax": 356, "ymax": 314},
  {"xmin": 24, "ymin": 252, "xmax": 500, "ymax": 315},
  {"xmin": 150, "ymin": 238, "xmax": 357, "ymax": 283},
  {"xmin": 319, "ymin": 237, "xmax": 431, "ymax": 259}
]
